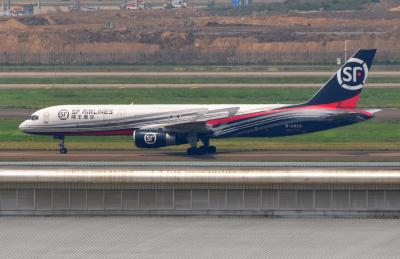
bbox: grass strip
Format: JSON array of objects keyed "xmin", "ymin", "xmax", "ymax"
[
  {"xmin": 0, "ymin": 65, "xmax": 398, "ymax": 72},
  {"xmin": 0, "ymin": 88, "xmax": 399, "ymax": 109},
  {"xmin": 0, "ymin": 77, "xmax": 399, "ymax": 84}
]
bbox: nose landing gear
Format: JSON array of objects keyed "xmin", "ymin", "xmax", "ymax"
[{"xmin": 54, "ymin": 136, "xmax": 68, "ymax": 154}]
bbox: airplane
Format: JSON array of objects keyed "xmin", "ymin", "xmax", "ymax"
[{"xmin": 19, "ymin": 49, "xmax": 379, "ymax": 155}]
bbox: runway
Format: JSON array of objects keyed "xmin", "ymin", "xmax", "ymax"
[
  {"xmin": 0, "ymin": 71, "xmax": 399, "ymax": 77},
  {"xmin": 0, "ymin": 83, "xmax": 399, "ymax": 89},
  {"xmin": 1, "ymin": 150, "xmax": 399, "ymax": 162}
]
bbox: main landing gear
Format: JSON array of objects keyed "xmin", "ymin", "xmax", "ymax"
[
  {"xmin": 186, "ymin": 146, "xmax": 217, "ymax": 155},
  {"xmin": 54, "ymin": 135, "xmax": 68, "ymax": 154},
  {"xmin": 186, "ymin": 134, "xmax": 217, "ymax": 155}
]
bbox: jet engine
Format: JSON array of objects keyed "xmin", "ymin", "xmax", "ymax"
[{"xmin": 133, "ymin": 130, "xmax": 187, "ymax": 148}]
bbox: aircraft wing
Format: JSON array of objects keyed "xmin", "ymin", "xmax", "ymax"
[
  {"xmin": 164, "ymin": 121, "xmax": 211, "ymax": 133},
  {"xmin": 139, "ymin": 107, "xmax": 240, "ymax": 133}
]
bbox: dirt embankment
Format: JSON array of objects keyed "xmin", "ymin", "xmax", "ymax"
[{"xmin": 0, "ymin": 9, "xmax": 399, "ymax": 61}]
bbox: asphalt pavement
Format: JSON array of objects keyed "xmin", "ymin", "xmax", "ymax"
[
  {"xmin": 0, "ymin": 83, "xmax": 398, "ymax": 89},
  {"xmin": 0, "ymin": 71, "xmax": 399, "ymax": 77},
  {"xmin": 0, "ymin": 150, "xmax": 399, "ymax": 162}
]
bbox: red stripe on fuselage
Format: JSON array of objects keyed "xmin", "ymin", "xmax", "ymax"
[
  {"xmin": 338, "ymin": 94, "xmax": 361, "ymax": 109},
  {"xmin": 206, "ymin": 101, "xmax": 372, "ymax": 126},
  {"xmin": 54, "ymin": 95, "xmax": 371, "ymax": 136},
  {"xmin": 308, "ymin": 94, "xmax": 361, "ymax": 109}
]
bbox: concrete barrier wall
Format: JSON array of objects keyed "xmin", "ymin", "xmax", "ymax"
[
  {"xmin": 1, "ymin": 186, "xmax": 400, "ymax": 217},
  {"xmin": 1, "ymin": 168, "xmax": 400, "ymax": 217}
]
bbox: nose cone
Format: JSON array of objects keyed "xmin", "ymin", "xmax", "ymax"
[{"xmin": 19, "ymin": 121, "xmax": 29, "ymax": 133}]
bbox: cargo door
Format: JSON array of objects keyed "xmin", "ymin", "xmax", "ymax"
[{"xmin": 44, "ymin": 112, "xmax": 49, "ymax": 124}]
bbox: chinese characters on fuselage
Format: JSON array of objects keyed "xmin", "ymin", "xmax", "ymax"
[{"xmin": 70, "ymin": 108, "xmax": 114, "ymax": 120}]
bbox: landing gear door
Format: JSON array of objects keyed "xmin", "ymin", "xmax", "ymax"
[{"xmin": 44, "ymin": 112, "xmax": 49, "ymax": 124}]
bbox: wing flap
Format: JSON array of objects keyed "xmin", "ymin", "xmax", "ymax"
[{"xmin": 138, "ymin": 107, "xmax": 240, "ymax": 133}]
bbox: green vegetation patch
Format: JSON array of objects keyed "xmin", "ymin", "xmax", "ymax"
[
  {"xmin": 270, "ymin": 0, "xmax": 379, "ymax": 12},
  {"xmin": 0, "ymin": 65, "xmax": 398, "ymax": 72},
  {"xmin": 0, "ymin": 77, "xmax": 327, "ymax": 84},
  {"xmin": 0, "ymin": 76, "xmax": 400, "ymax": 86},
  {"xmin": 0, "ymin": 76, "xmax": 398, "ymax": 85},
  {"xmin": 208, "ymin": 0, "xmax": 379, "ymax": 15},
  {"xmin": 0, "ymin": 88, "xmax": 399, "ymax": 109}
]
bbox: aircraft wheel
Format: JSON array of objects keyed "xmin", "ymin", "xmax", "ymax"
[
  {"xmin": 60, "ymin": 147, "xmax": 68, "ymax": 154},
  {"xmin": 186, "ymin": 147, "xmax": 197, "ymax": 155},
  {"xmin": 197, "ymin": 146, "xmax": 208, "ymax": 155},
  {"xmin": 207, "ymin": 146, "xmax": 217, "ymax": 154}
]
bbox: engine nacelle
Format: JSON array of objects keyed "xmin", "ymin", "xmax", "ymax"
[{"xmin": 133, "ymin": 130, "xmax": 187, "ymax": 148}]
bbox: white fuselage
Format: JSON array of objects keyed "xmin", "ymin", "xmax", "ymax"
[{"xmin": 19, "ymin": 104, "xmax": 286, "ymax": 135}]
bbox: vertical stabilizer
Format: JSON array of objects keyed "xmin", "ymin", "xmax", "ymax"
[{"xmin": 303, "ymin": 49, "xmax": 376, "ymax": 109}]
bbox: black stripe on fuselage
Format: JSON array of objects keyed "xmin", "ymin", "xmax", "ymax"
[{"xmin": 208, "ymin": 109, "xmax": 371, "ymax": 138}]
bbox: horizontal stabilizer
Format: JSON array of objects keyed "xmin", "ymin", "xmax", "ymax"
[{"xmin": 364, "ymin": 109, "xmax": 382, "ymax": 114}]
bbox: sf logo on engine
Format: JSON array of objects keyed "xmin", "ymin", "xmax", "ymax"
[
  {"xmin": 337, "ymin": 58, "xmax": 368, "ymax": 90},
  {"xmin": 58, "ymin": 109, "xmax": 70, "ymax": 120},
  {"xmin": 144, "ymin": 133, "xmax": 157, "ymax": 145}
]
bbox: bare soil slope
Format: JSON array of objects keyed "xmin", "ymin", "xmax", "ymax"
[{"xmin": 1, "ymin": 9, "xmax": 399, "ymax": 62}]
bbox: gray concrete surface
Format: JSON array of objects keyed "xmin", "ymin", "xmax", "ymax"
[
  {"xmin": 1, "ymin": 150, "xmax": 400, "ymax": 162},
  {"xmin": 0, "ymin": 71, "xmax": 399, "ymax": 77},
  {"xmin": 0, "ymin": 217, "xmax": 399, "ymax": 258},
  {"xmin": 2, "ymin": 186, "xmax": 400, "ymax": 217},
  {"xmin": 0, "ymin": 83, "xmax": 399, "ymax": 89}
]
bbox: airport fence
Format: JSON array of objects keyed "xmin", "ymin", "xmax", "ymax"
[{"xmin": 0, "ymin": 50, "xmax": 399, "ymax": 66}]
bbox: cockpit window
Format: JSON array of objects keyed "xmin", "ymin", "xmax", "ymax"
[{"xmin": 29, "ymin": 115, "xmax": 39, "ymax": 121}]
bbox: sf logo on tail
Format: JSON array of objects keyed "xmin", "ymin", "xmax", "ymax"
[{"xmin": 337, "ymin": 58, "xmax": 368, "ymax": 90}]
